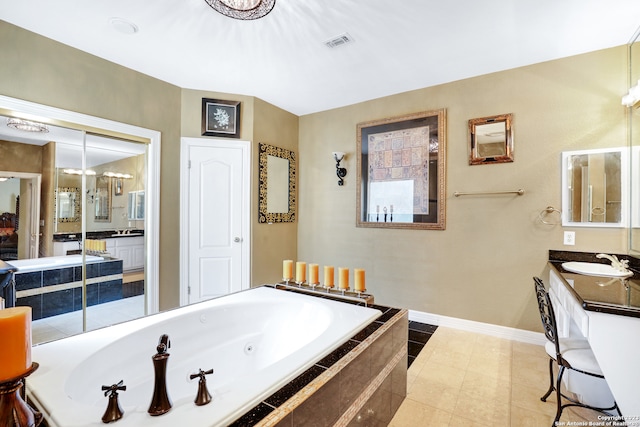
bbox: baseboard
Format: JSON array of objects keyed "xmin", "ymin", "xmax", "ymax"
[{"xmin": 409, "ymin": 309, "xmax": 546, "ymax": 346}]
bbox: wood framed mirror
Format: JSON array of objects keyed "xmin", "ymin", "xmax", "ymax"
[
  {"xmin": 468, "ymin": 113, "xmax": 513, "ymax": 165},
  {"xmin": 356, "ymin": 109, "xmax": 447, "ymax": 230},
  {"xmin": 258, "ymin": 143, "xmax": 296, "ymax": 223}
]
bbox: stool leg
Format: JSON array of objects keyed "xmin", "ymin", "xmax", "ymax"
[
  {"xmin": 553, "ymin": 365, "xmax": 566, "ymax": 426},
  {"xmin": 540, "ymin": 357, "xmax": 554, "ymax": 402}
]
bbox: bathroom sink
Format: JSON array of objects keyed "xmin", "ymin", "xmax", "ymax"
[{"xmin": 561, "ymin": 261, "xmax": 633, "ymax": 278}]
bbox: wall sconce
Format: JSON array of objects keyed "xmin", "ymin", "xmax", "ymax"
[
  {"xmin": 332, "ymin": 152, "xmax": 347, "ymax": 186},
  {"xmin": 622, "ymin": 79, "xmax": 640, "ymax": 107}
]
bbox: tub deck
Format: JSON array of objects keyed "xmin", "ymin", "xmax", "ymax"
[{"xmin": 27, "ymin": 286, "xmax": 384, "ymax": 427}]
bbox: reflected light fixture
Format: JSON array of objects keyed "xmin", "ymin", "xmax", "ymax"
[
  {"xmin": 63, "ymin": 168, "xmax": 96, "ymax": 176},
  {"xmin": 6, "ymin": 118, "xmax": 49, "ymax": 133},
  {"xmin": 332, "ymin": 151, "xmax": 347, "ymax": 186},
  {"xmin": 204, "ymin": 0, "xmax": 276, "ymax": 20},
  {"xmin": 622, "ymin": 79, "xmax": 640, "ymax": 107},
  {"xmin": 103, "ymin": 172, "xmax": 133, "ymax": 179}
]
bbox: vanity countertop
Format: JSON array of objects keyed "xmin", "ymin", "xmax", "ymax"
[{"xmin": 548, "ymin": 251, "xmax": 640, "ymax": 318}]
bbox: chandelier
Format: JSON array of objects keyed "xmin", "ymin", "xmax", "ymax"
[
  {"xmin": 6, "ymin": 118, "xmax": 49, "ymax": 133},
  {"xmin": 204, "ymin": 0, "xmax": 276, "ymax": 20}
]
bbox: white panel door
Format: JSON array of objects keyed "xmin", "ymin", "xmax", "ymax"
[{"xmin": 184, "ymin": 140, "xmax": 249, "ymax": 304}]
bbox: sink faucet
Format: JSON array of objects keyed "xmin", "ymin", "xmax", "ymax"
[
  {"xmin": 148, "ymin": 334, "xmax": 172, "ymax": 416},
  {"xmin": 596, "ymin": 253, "xmax": 630, "ymax": 272}
]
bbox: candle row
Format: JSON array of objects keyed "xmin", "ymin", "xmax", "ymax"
[
  {"xmin": 85, "ymin": 239, "xmax": 107, "ymax": 252},
  {"xmin": 282, "ymin": 260, "xmax": 366, "ymax": 292}
]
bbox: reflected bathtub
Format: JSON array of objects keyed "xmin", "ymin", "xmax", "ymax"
[
  {"xmin": 8, "ymin": 255, "xmax": 104, "ymax": 273},
  {"xmin": 28, "ymin": 286, "xmax": 381, "ymax": 426}
]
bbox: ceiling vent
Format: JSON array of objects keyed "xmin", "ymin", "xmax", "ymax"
[{"xmin": 324, "ymin": 33, "xmax": 354, "ymax": 49}]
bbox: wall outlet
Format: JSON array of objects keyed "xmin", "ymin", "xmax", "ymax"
[{"xmin": 564, "ymin": 231, "xmax": 576, "ymax": 245}]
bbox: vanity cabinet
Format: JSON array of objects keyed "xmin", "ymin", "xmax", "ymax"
[
  {"xmin": 104, "ymin": 236, "xmax": 144, "ymax": 272},
  {"xmin": 52, "ymin": 239, "xmax": 82, "ymax": 256},
  {"xmin": 548, "ymin": 264, "xmax": 640, "ymax": 416}
]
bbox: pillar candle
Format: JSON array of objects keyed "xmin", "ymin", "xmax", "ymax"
[
  {"xmin": 0, "ymin": 307, "xmax": 32, "ymax": 381},
  {"xmin": 296, "ymin": 261, "xmax": 306, "ymax": 283},
  {"xmin": 338, "ymin": 267, "xmax": 349, "ymax": 290},
  {"xmin": 282, "ymin": 260, "xmax": 294, "ymax": 280},
  {"xmin": 324, "ymin": 266, "xmax": 334, "ymax": 288},
  {"xmin": 309, "ymin": 263, "xmax": 319, "ymax": 284},
  {"xmin": 354, "ymin": 268, "xmax": 366, "ymax": 292}
]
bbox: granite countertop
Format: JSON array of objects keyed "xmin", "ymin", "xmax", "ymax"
[
  {"xmin": 53, "ymin": 230, "xmax": 144, "ymax": 241},
  {"xmin": 549, "ymin": 250, "xmax": 640, "ymax": 318}
]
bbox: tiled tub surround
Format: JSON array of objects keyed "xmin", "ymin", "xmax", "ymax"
[
  {"xmin": 12, "ymin": 256, "xmax": 123, "ymax": 320},
  {"xmin": 27, "ymin": 287, "xmax": 385, "ymax": 427},
  {"xmin": 232, "ymin": 288, "xmax": 408, "ymax": 427}
]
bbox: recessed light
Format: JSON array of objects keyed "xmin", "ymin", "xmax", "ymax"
[{"xmin": 109, "ymin": 17, "xmax": 139, "ymax": 35}]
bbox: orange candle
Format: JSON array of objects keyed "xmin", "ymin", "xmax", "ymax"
[
  {"xmin": 354, "ymin": 268, "xmax": 366, "ymax": 292},
  {"xmin": 0, "ymin": 307, "xmax": 32, "ymax": 381},
  {"xmin": 296, "ymin": 261, "xmax": 306, "ymax": 283},
  {"xmin": 324, "ymin": 266, "xmax": 335, "ymax": 288},
  {"xmin": 338, "ymin": 267, "xmax": 349, "ymax": 290},
  {"xmin": 283, "ymin": 259, "xmax": 294, "ymax": 280},
  {"xmin": 309, "ymin": 263, "xmax": 319, "ymax": 284}
]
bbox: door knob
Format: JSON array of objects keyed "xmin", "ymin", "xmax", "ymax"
[{"xmin": 234, "ymin": 237, "xmax": 242, "ymax": 242}]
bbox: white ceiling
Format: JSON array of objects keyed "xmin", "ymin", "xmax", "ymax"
[{"xmin": 2, "ymin": 0, "xmax": 640, "ymax": 116}]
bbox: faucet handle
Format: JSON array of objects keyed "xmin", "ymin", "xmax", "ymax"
[
  {"xmin": 190, "ymin": 368, "xmax": 214, "ymax": 406},
  {"xmin": 101, "ymin": 380, "xmax": 126, "ymax": 423},
  {"xmin": 102, "ymin": 380, "xmax": 127, "ymax": 396}
]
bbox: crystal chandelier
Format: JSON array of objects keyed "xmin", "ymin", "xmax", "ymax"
[
  {"xmin": 204, "ymin": 0, "xmax": 276, "ymax": 20},
  {"xmin": 6, "ymin": 118, "xmax": 49, "ymax": 133}
]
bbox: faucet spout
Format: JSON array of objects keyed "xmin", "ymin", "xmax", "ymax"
[
  {"xmin": 148, "ymin": 334, "xmax": 172, "ymax": 416},
  {"xmin": 596, "ymin": 253, "xmax": 630, "ymax": 272}
]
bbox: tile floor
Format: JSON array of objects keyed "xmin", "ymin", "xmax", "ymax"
[
  {"xmin": 390, "ymin": 326, "xmax": 608, "ymax": 427},
  {"xmin": 32, "ymin": 295, "xmax": 145, "ymax": 344}
]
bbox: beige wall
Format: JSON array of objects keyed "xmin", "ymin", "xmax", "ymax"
[
  {"xmin": 298, "ymin": 47, "xmax": 629, "ymax": 332},
  {"xmin": 0, "ymin": 21, "xmax": 183, "ymax": 310}
]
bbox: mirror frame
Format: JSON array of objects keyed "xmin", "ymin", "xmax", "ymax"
[
  {"xmin": 94, "ymin": 175, "xmax": 112, "ymax": 222},
  {"xmin": 55, "ymin": 187, "xmax": 81, "ymax": 223},
  {"xmin": 561, "ymin": 147, "xmax": 628, "ymax": 228},
  {"xmin": 468, "ymin": 113, "xmax": 513, "ymax": 165},
  {"xmin": 356, "ymin": 109, "xmax": 447, "ymax": 230},
  {"xmin": 0, "ymin": 94, "xmax": 161, "ymax": 313},
  {"xmin": 258, "ymin": 143, "xmax": 296, "ymax": 223}
]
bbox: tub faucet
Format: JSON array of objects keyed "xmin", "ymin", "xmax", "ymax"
[
  {"xmin": 596, "ymin": 253, "xmax": 630, "ymax": 272},
  {"xmin": 148, "ymin": 334, "xmax": 172, "ymax": 416}
]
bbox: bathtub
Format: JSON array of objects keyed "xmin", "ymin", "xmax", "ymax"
[
  {"xmin": 27, "ymin": 286, "xmax": 382, "ymax": 426},
  {"xmin": 8, "ymin": 254, "xmax": 104, "ymax": 273}
]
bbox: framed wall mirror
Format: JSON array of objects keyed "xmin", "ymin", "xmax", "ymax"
[
  {"xmin": 258, "ymin": 143, "xmax": 296, "ymax": 223},
  {"xmin": 94, "ymin": 175, "xmax": 112, "ymax": 222},
  {"xmin": 562, "ymin": 147, "xmax": 628, "ymax": 227},
  {"xmin": 468, "ymin": 113, "xmax": 513, "ymax": 165},
  {"xmin": 55, "ymin": 187, "xmax": 80, "ymax": 223},
  {"xmin": 356, "ymin": 109, "xmax": 447, "ymax": 230}
]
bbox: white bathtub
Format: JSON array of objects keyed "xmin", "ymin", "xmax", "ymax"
[
  {"xmin": 8, "ymin": 255, "xmax": 104, "ymax": 273},
  {"xmin": 28, "ymin": 286, "xmax": 381, "ymax": 427}
]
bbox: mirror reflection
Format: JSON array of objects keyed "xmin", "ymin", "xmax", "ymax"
[
  {"xmin": 55, "ymin": 187, "xmax": 80, "ymax": 222},
  {"xmin": 0, "ymin": 107, "xmax": 150, "ymax": 344},
  {"xmin": 562, "ymin": 147, "xmax": 627, "ymax": 227}
]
